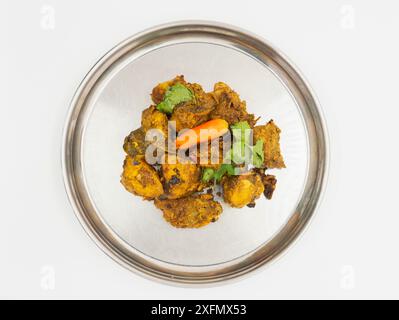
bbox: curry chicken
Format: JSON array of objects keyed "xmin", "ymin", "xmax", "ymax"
[{"xmin": 121, "ymin": 76, "xmax": 285, "ymax": 228}]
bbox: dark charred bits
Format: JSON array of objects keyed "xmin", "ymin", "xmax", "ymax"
[
  {"xmin": 263, "ymin": 175, "xmax": 277, "ymax": 200},
  {"xmin": 169, "ymin": 175, "xmax": 181, "ymax": 185}
]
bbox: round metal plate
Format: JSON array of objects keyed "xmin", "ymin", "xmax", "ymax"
[{"xmin": 62, "ymin": 21, "xmax": 329, "ymax": 285}]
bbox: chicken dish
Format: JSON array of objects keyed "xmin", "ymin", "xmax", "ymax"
[{"xmin": 121, "ymin": 76, "xmax": 285, "ymax": 228}]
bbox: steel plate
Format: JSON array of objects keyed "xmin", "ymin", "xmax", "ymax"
[{"xmin": 62, "ymin": 21, "xmax": 329, "ymax": 285}]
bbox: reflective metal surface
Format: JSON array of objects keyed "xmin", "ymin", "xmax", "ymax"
[{"xmin": 62, "ymin": 21, "xmax": 329, "ymax": 285}]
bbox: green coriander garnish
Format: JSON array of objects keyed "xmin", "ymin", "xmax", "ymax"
[
  {"xmin": 202, "ymin": 168, "xmax": 215, "ymax": 182},
  {"xmin": 156, "ymin": 83, "xmax": 193, "ymax": 114}
]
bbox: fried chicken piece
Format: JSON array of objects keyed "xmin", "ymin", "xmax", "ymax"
[
  {"xmin": 123, "ymin": 127, "xmax": 147, "ymax": 157},
  {"xmin": 151, "ymin": 75, "xmax": 187, "ymax": 104},
  {"xmin": 170, "ymin": 83, "xmax": 216, "ymax": 132},
  {"xmin": 160, "ymin": 154, "xmax": 203, "ymax": 199},
  {"xmin": 209, "ymin": 82, "xmax": 257, "ymax": 127},
  {"xmin": 222, "ymin": 172, "xmax": 264, "ymax": 208},
  {"xmin": 253, "ymin": 120, "xmax": 285, "ymax": 169},
  {"xmin": 141, "ymin": 105, "xmax": 168, "ymax": 136},
  {"xmin": 154, "ymin": 194, "xmax": 223, "ymax": 228},
  {"xmin": 120, "ymin": 155, "xmax": 164, "ymax": 200}
]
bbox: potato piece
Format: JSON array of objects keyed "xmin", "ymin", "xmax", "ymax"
[
  {"xmin": 222, "ymin": 172, "xmax": 264, "ymax": 208},
  {"xmin": 209, "ymin": 82, "xmax": 256, "ymax": 127},
  {"xmin": 154, "ymin": 194, "xmax": 223, "ymax": 228},
  {"xmin": 253, "ymin": 120, "xmax": 285, "ymax": 169},
  {"xmin": 160, "ymin": 155, "xmax": 202, "ymax": 199},
  {"xmin": 141, "ymin": 105, "xmax": 168, "ymax": 136},
  {"xmin": 120, "ymin": 155, "xmax": 163, "ymax": 200}
]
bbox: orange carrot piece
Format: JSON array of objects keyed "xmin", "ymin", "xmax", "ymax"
[{"xmin": 176, "ymin": 119, "xmax": 229, "ymax": 149}]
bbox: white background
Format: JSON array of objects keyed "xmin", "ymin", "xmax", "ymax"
[{"xmin": 1, "ymin": 0, "xmax": 399, "ymax": 299}]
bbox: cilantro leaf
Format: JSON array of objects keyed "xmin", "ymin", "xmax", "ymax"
[
  {"xmin": 156, "ymin": 83, "xmax": 193, "ymax": 114},
  {"xmin": 230, "ymin": 121, "xmax": 251, "ymax": 133},
  {"xmin": 230, "ymin": 121, "xmax": 251, "ymax": 143},
  {"xmin": 214, "ymin": 164, "xmax": 235, "ymax": 182},
  {"xmin": 202, "ymin": 121, "xmax": 263, "ymax": 183},
  {"xmin": 202, "ymin": 168, "xmax": 215, "ymax": 182},
  {"xmin": 252, "ymin": 139, "xmax": 264, "ymax": 168},
  {"xmin": 230, "ymin": 121, "xmax": 252, "ymax": 165},
  {"xmin": 156, "ymin": 100, "xmax": 173, "ymax": 114},
  {"xmin": 230, "ymin": 141, "xmax": 249, "ymax": 164},
  {"xmin": 230, "ymin": 121, "xmax": 264, "ymax": 168}
]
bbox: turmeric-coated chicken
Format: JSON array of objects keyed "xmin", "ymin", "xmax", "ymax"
[
  {"xmin": 170, "ymin": 83, "xmax": 216, "ymax": 132},
  {"xmin": 121, "ymin": 155, "xmax": 164, "ymax": 200},
  {"xmin": 121, "ymin": 76, "xmax": 285, "ymax": 228},
  {"xmin": 253, "ymin": 120, "xmax": 285, "ymax": 169},
  {"xmin": 209, "ymin": 82, "xmax": 257, "ymax": 127},
  {"xmin": 160, "ymin": 154, "xmax": 203, "ymax": 199},
  {"xmin": 222, "ymin": 172, "xmax": 264, "ymax": 208},
  {"xmin": 154, "ymin": 194, "xmax": 223, "ymax": 228},
  {"xmin": 141, "ymin": 105, "xmax": 168, "ymax": 136}
]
